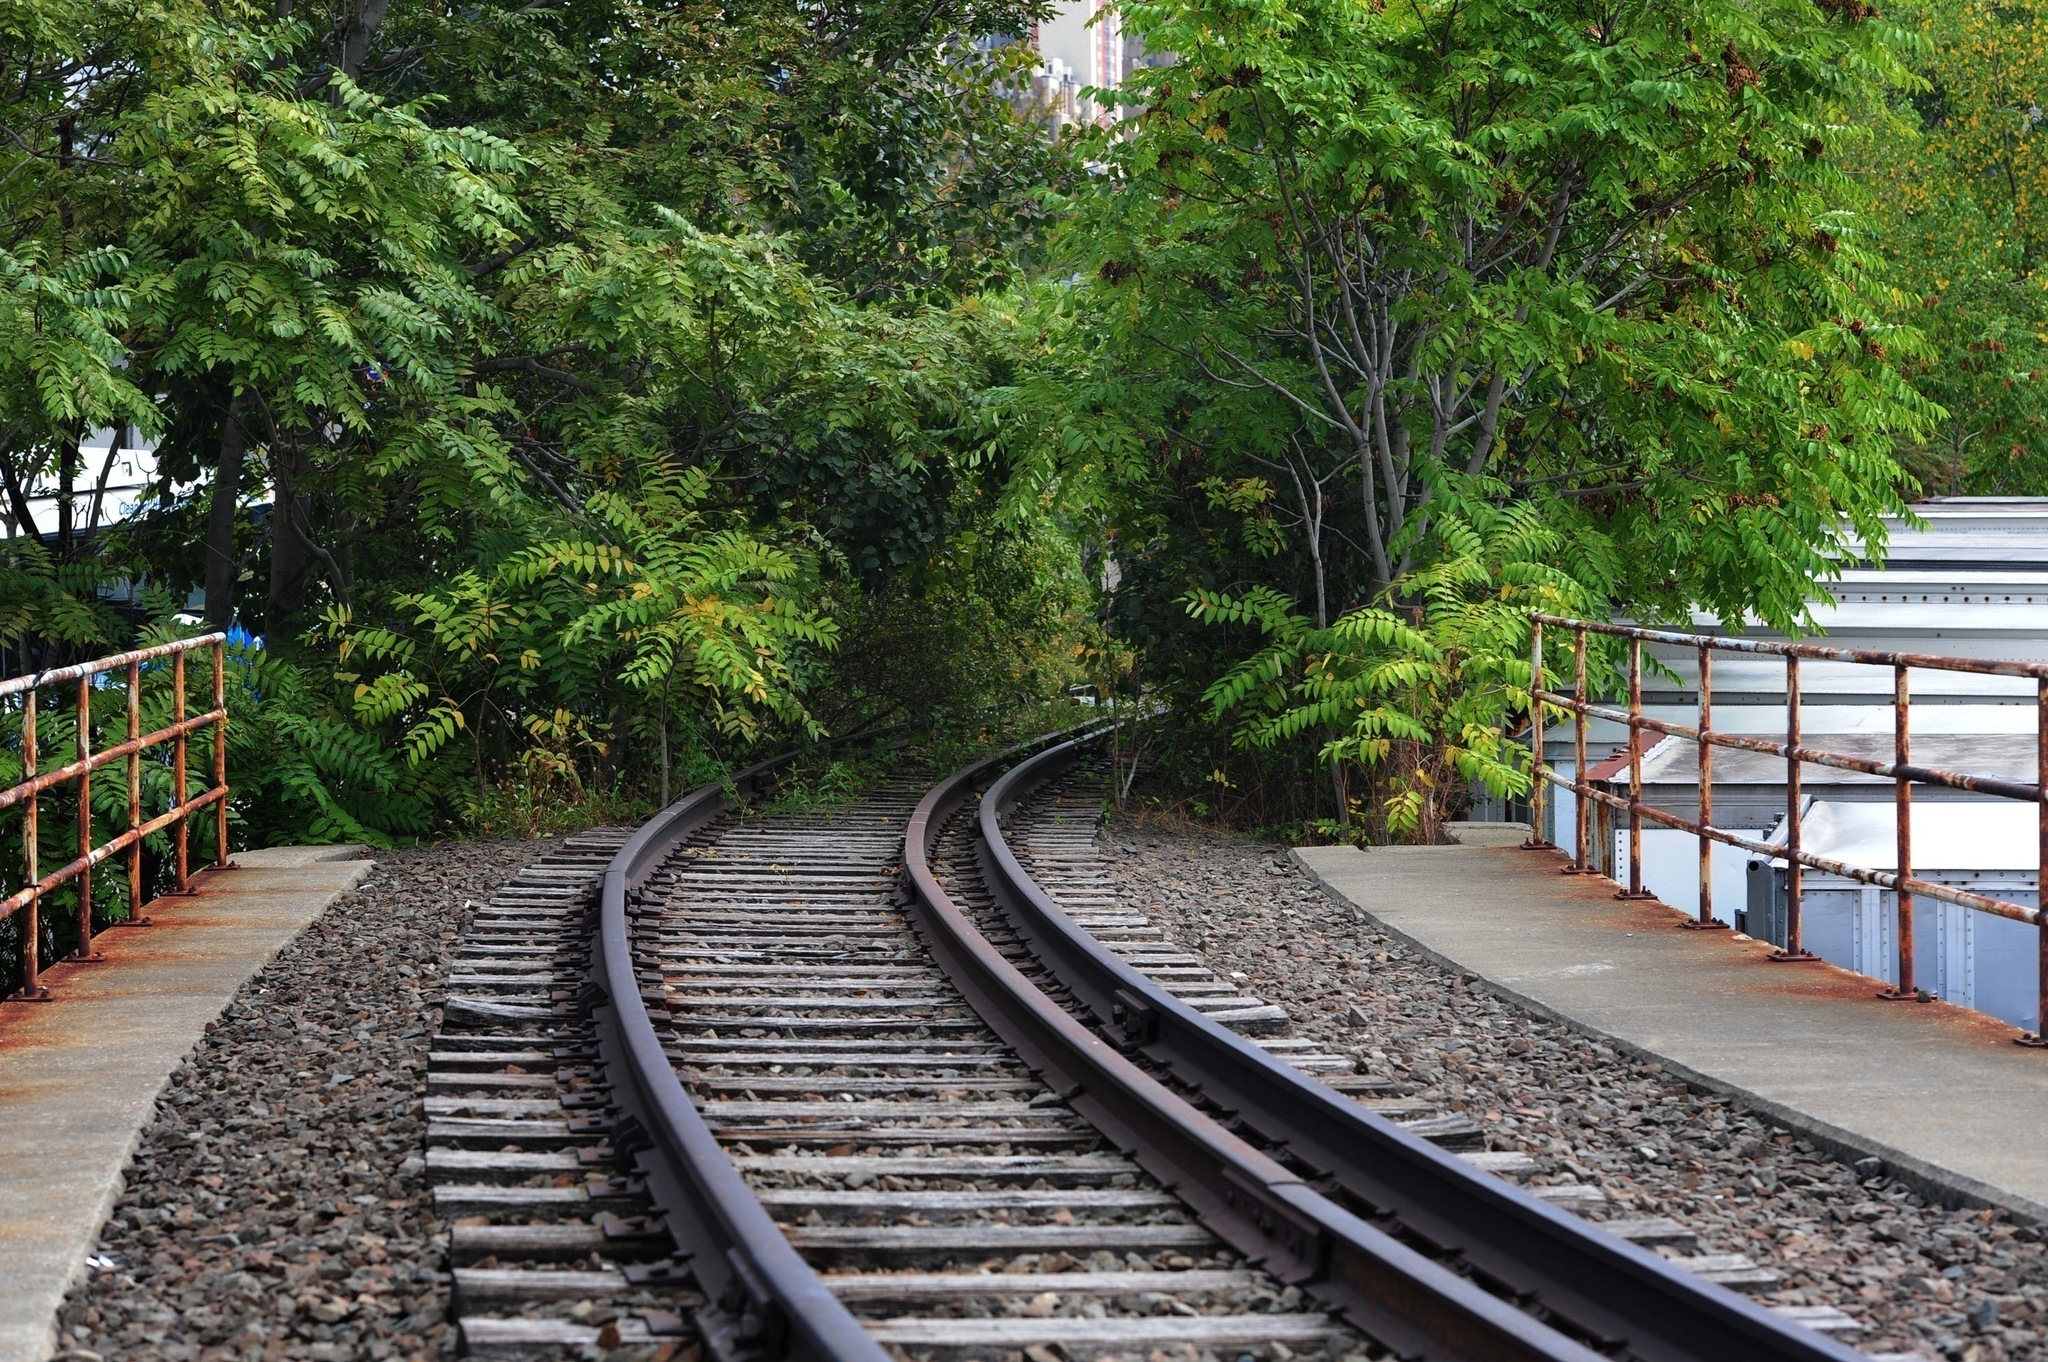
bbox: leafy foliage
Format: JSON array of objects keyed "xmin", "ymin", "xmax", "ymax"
[
  {"xmin": 0, "ymin": 0, "xmax": 1091, "ymax": 846},
  {"xmin": 0, "ymin": 0, "xmax": 2035, "ymax": 865},
  {"xmin": 1010, "ymin": 0, "xmax": 1948, "ymax": 836},
  {"xmin": 1863, "ymin": 0, "xmax": 2048, "ymax": 493},
  {"xmin": 1081, "ymin": 0, "xmax": 1933, "ymax": 631},
  {"xmin": 1188, "ymin": 492, "xmax": 1613, "ymax": 840}
]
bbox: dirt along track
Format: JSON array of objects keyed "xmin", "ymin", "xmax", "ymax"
[
  {"xmin": 46, "ymin": 732, "xmax": 2041, "ymax": 1362},
  {"xmin": 48, "ymin": 839, "xmax": 562, "ymax": 1362},
  {"xmin": 1082, "ymin": 782, "xmax": 2048, "ymax": 1362}
]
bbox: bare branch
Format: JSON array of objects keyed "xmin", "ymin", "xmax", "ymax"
[{"xmin": 473, "ymin": 355, "xmax": 600, "ymax": 392}]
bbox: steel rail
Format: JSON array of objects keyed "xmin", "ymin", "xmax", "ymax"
[
  {"xmin": 3, "ymin": 633, "xmax": 228, "ymax": 1001},
  {"xmin": 1529, "ymin": 611, "xmax": 2048, "ymax": 1022},
  {"xmin": 0, "ymin": 712, "xmax": 223, "ymax": 813},
  {"xmin": 905, "ymin": 735, "xmax": 1613, "ymax": 1362},
  {"xmin": 586, "ymin": 746, "xmax": 892, "ymax": 1362},
  {"xmin": 0, "ymin": 633, "xmax": 230, "ymax": 697},
  {"xmin": 0, "ymin": 785, "xmax": 228, "ymax": 919},
  {"xmin": 971, "ymin": 736, "xmax": 1867, "ymax": 1362}
]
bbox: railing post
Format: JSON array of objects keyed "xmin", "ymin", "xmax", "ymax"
[
  {"xmin": 125, "ymin": 660, "xmax": 145, "ymax": 926},
  {"xmin": 1525, "ymin": 619, "xmax": 1548, "ymax": 848},
  {"xmin": 1772, "ymin": 654, "xmax": 1819, "ymax": 961},
  {"xmin": 1570, "ymin": 630, "xmax": 1589, "ymax": 873},
  {"xmin": 172, "ymin": 648, "xmax": 188, "ymax": 891},
  {"xmin": 13, "ymin": 688, "xmax": 42, "ymax": 999},
  {"xmin": 211, "ymin": 638, "xmax": 228, "ymax": 868},
  {"xmin": 2027, "ymin": 677, "xmax": 2048, "ymax": 1046},
  {"xmin": 1880, "ymin": 664, "xmax": 1921, "ymax": 1000},
  {"xmin": 1619, "ymin": 635, "xmax": 1653, "ymax": 899},
  {"xmin": 1687, "ymin": 644, "xmax": 1726, "ymax": 929},
  {"xmin": 72, "ymin": 673, "xmax": 95, "ymax": 960}
]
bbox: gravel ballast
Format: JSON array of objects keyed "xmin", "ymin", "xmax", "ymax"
[
  {"xmin": 1103, "ymin": 816, "xmax": 2048, "ymax": 1362},
  {"xmin": 50, "ymin": 838, "xmax": 559, "ymax": 1362}
]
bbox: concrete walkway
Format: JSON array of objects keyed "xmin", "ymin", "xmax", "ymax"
[
  {"xmin": 0, "ymin": 846, "xmax": 374, "ymax": 1362},
  {"xmin": 1295, "ymin": 843, "xmax": 2048, "ymax": 1225}
]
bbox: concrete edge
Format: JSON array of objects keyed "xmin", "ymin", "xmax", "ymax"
[
  {"xmin": 1289, "ymin": 845, "xmax": 2048, "ymax": 1229},
  {"xmin": 33, "ymin": 1124, "xmax": 153, "ymax": 1361},
  {"xmin": 332, "ymin": 861, "xmax": 376, "ymax": 892},
  {"xmin": 229, "ymin": 844, "xmax": 374, "ymax": 870},
  {"xmin": 21, "ymin": 857, "xmax": 384, "ymax": 1360}
]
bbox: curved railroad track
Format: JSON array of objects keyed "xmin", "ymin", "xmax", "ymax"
[{"xmin": 421, "ymin": 730, "xmax": 1880, "ymax": 1361}]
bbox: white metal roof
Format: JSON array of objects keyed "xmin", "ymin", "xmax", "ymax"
[
  {"xmin": 1842, "ymin": 498, "xmax": 2048, "ymax": 569},
  {"xmin": 1758, "ymin": 800, "xmax": 2038, "ymax": 872},
  {"xmin": 1630, "ymin": 731, "xmax": 2036, "ymax": 787},
  {"xmin": 1608, "ymin": 499, "xmax": 2048, "ymax": 707}
]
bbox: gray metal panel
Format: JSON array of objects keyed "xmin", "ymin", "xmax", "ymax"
[{"xmin": 1751, "ymin": 870, "xmax": 2040, "ymax": 1031}]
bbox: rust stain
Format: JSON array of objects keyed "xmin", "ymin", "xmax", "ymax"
[{"xmin": 1483, "ymin": 844, "xmax": 2027, "ymax": 1046}]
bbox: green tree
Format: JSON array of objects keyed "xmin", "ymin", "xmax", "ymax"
[
  {"xmin": 0, "ymin": 0, "xmax": 1093, "ymax": 841},
  {"xmin": 1044, "ymin": 0, "xmax": 1935, "ymax": 834},
  {"xmin": 0, "ymin": 0, "xmax": 173, "ymax": 652},
  {"xmin": 1865, "ymin": 0, "xmax": 2048, "ymax": 494}
]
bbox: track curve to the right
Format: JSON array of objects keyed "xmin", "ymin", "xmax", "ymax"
[
  {"xmin": 960, "ymin": 735, "xmax": 1871, "ymax": 1362},
  {"xmin": 563, "ymin": 731, "xmax": 1873, "ymax": 1362}
]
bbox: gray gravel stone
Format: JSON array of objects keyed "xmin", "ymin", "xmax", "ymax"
[
  {"xmin": 51, "ymin": 838, "xmax": 557, "ymax": 1362},
  {"xmin": 1104, "ymin": 816, "xmax": 2046, "ymax": 1362}
]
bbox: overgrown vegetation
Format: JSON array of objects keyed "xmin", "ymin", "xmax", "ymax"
[
  {"xmin": 0, "ymin": 0, "xmax": 1093, "ymax": 849},
  {"xmin": 1861, "ymin": 0, "xmax": 2048, "ymax": 494},
  {"xmin": 0, "ymin": 0, "xmax": 2038, "ymax": 859},
  {"xmin": 1020, "ymin": 0, "xmax": 1944, "ymax": 839}
]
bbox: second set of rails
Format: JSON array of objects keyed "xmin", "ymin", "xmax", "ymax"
[{"xmin": 424, "ymin": 732, "xmax": 1889, "ymax": 1362}]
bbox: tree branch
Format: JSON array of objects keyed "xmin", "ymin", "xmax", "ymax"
[{"xmin": 473, "ymin": 355, "xmax": 600, "ymax": 392}]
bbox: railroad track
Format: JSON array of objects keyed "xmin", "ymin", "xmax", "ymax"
[
  {"xmin": 421, "ymin": 732, "xmax": 1889, "ymax": 1361},
  {"xmin": 993, "ymin": 763, "xmax": 1904, "ymax": 1352}
]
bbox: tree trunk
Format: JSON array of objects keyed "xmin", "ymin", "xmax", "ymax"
[
  {"xmin": 339, "ymin": 0, "xmax": 392, "ymax": 80},
  {"xmin": 0, "ymin": 449, "xmax": 41, "ymax": 541},
  {"xmin": 204, "ymin": 396, "xmax": 249, "ymax": 631},
  {"xmin": 56, "ymin": 424, "xmax": 75, "ymax": 558},
  {"xmin": 658, "ymin": 673, "xmax": 673, "ymax": 806},
  {"xmin": 86, "ymin": 425, "xmax": 126, "ymax": 534},
  {"xmin": 266, "ymin": 437, "xmax": 312, "ymax": 639}
]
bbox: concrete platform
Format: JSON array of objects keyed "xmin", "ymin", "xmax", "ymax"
[
  {"xmin": 0, "ymin": 849, "xmax": 375, "ymax": 1362},
  {"xmin": 1295, "ymin": 842, "xmax": 2048, "ymax": 1224}
]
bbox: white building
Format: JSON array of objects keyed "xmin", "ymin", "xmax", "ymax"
[
  {"xmin": 1022, "ymin": 0, "xmax": 1170, "ymax": 130},
  {"xmin": 1036, "ymin": 0, "xmax": 1123, "ymax": 125},
  {"xmin": 1540, "ymin": 499, "xmax": 2048, "ymax": 979},
  {"xmin": 1, "ymin": 425, "xmax": 159, "ymax": 541}
]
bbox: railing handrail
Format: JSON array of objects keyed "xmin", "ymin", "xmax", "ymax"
[
  {"xmin": 1526, "ymin": 612, "xmax": 2048, "ymax": 1045},
  {"xmin": 0, "ymin": 633, "xmax": 228, "ymax": 698},
  {"xmin": 2, "ymin": 633, "xmax": 230, "ymax": 1002}
]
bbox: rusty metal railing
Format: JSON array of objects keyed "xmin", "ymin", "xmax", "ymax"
[
  {"xmin": 1526, "ymin": 613, "xmax": 2048, "ymax": 1045},
  {"xmin": 5, "ymin": 633, "xmax": 230, "ymax": 1000}
]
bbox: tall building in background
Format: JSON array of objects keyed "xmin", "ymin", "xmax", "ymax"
[
  {"xmin": 1022, "ymin": 0, "xmax": 1164, "ymax": 132},
  {"xmin": 1036, "ymin": 0, "xmax": 1117, "ymax": 126}
]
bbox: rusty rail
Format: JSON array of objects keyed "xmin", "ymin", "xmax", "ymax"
[
  {"xmin": 1526, "ymin": 613, "xmax": 2048, "ymax": 1043},
  {"xmin": 5, "ymin": 634, "xmax": 230, "ymax": 1000},
  {"xmin": 971, "ymin": 735, "xmax": 1862, "ymax": 1362},
  {"xmin": 909, "ymin": 734, "xmax": 1627, "ymax": 1362}
]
